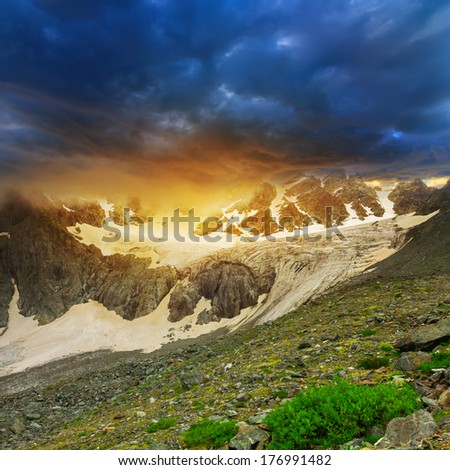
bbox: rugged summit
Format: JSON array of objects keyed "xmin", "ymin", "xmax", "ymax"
[
  {"xmin": 323, "ymin": 172, "xmax": 384, "ymax": 219},
  {"xmin": 388, "ymin": 179, "xmax": 437, "ymax": 215},
  {"xmin": 285, "ymin": 175, "xmax": 348, "ymax": 225},
  {"xmin": 417, "ymin": 179, "xmax": 450, "ymax": 214}
]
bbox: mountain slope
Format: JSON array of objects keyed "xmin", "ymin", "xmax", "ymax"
[{"xmin": 368, "ymin": 208, "xmax": 450, "ymax": 278}]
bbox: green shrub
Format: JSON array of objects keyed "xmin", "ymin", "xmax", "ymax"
[
  {"xmin": 358, "ymin": 329, "xmax": 376, "ymax": 336},
  {"xmin": 358, "ymin": 356, "xmax": 390, "ymax": 370},
  {"xmin": 379, "ymin": 343, "xmax": 393, "ymax": 352},
  {"xmin": 418, "ymin": 351, "xmax": 450, "ymax": 372},
  {"xmin": 145, "ymin": 418, "xmax": 178, "ymax": 434},
  {"xmin": 265, "ymin": 380, "xmax": 420, "ymax": 450},
  {"xmin": 272, "ymin": 389, "xmax": 289, "ymax": 399},
  {"xmin": 182, "ymin": 420, "xmax": 238, "ymax": 449}
]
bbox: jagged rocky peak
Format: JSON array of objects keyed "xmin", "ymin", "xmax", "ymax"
[
  {"xmin": 106, "ymin": 196, "xmax": 147, "ymax": 225},
  {"xmin": 322, "ymin": 169, "xmax": 348, "ymax": 194},
  {"xmin": 229, "ymin": 181, "xmax": 277, "ymax": 213},
  {"xmin": 328, "ymin": 172, "xmax": 384, "ymax": 220},
  {"xmin": 416, "ymin": 179, "xmax": 450, "ymax": 214},
  {"xmin": 285, "ymin": 175, "xmax": 349, "ymax": 226},
  {"xmin": 278, "ymin": 200, "xmax": 311, "ymax": 231},
  {"xmin": 389, "ymin": 179, "xmax": 437, "ymax": 215},
  {"xmin": 0, "ymin": 192, "xmax": 105, "ymax": 231}
]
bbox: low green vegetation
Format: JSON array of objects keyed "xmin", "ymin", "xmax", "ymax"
[
  {"xmin": 379, "ymin": 342, "xmax": 393, "ymax": 352},
  {"xmin": 272, "ymin": 389, "xmax": 289, "ymax": 399},
  {"xmin": 358, "ymin": 329, "xmax": 376, "ymax": 336},
  {"xmin": 145, "ymin": 418, "xmax": 178, "ymax": 434},
  {"xmin": 265, "ymin": 380, "xmax": 420, "ymax": 450},
  {"xmin": 182, "ymin": 419, "xmax": 238, "ymax": 449},
  {"xmin": 358, "ymin": 356, "xmax": 390, "ymax": 370}
]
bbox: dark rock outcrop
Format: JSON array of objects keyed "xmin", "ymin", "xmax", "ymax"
[
  {"xmin": 0, "ymin": 236, "xmax": 13, "ymax": 329},
  {"xmin": 1, "ymin": 197, "xmax": 179, "ymax": 325},
  {"xmin": 168, "ymin": 261, "xmax": 275, "ymax": 323},
  {"xmin": 417, "ymin": 179, "xmax": 450, "ymax": 214},
  {"xmin": 388, "ymin": 179, "xmax": 437, "ymax": 215},
  {"xmin": 394, "ymin": 318, "xmax": 450, "ymax": 352}
]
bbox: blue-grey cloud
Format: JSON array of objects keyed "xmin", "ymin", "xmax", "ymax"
[{"xmin": 0, "ymin": 0, "xmax": 449, "ymax": 184}]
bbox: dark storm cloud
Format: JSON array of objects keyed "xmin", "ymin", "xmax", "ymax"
[{"xmin": 0, "ymin": 0, "xmax": 449, "ymax": 180}]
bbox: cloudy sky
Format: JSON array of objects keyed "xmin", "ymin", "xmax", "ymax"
[{"xmin": 1, "ymin": 0, "xmax": 449, "ymax": 205}]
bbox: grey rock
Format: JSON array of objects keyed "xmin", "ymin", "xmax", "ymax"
[
  {"xmin": 180, "ymin": 372, "xmax": 205, "ymax": 390},
  {"xmin": 382, "ymin": 410, "xmax": 437, "ymax": 447},
  {"xmin": 148, "ymin": 443, "xmax": 170, "ymax": 450},
  {"xmin": 438, "ymin": 415, "xmax": 450, "ymax": 432},
  {"xmin": 395, "ymin": 352, "xmax": 432, "ymax": 372},
  {"xmin": 10, "ymin": 418, "xmax": 26, "ymax": 435},
  {"xmin": 394, "ymin": 318, "xmax": 450, "ymax": 351},
  {"xmin": 236, "ymin": 392, "xmax": 250, "ymax": 403},
  {"xmin": 29, "ymin": 422, "xmax": 42, "ymax": 431},
  {"xmin": 246, "ymin": 413, "xmax": 269, "ymax": 425},
  {"xmin": 298, "ymin": 341, "xmax": 312, "ymax": 350},
  {"xmin": 438, "ymin": 390, "xmax": 450, "ymax": 409},
  {"xmin": 421, "ymin": 397, "xmax": 438, "ymax": 407},
  {"xmin": 229, "ymin": 426, "xmax": 271, "ymax": 450}
]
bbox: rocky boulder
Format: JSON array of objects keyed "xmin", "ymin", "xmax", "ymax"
[
  {"xmin": 377, "ymin": 410, "xmax": 437, "ymax": 448},
  {"xmin": 228, "ymin": 424, "xmax": 271, "ymax": 450},
  {"xmin": 395, "ymin": 352, "xmax": 432, "ymax": 372},
  {"xmin": 394, "ymin": 318, "xmax": 450, "ymax": 351}
]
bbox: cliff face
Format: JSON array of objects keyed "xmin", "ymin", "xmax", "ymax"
[
  {"xmin": 0, "ymin": 236, "xmax": 13, "ymax": 330},
  {"xmin": 168, "ymin": 260, "xmax": 275, "ymax": 324},
  {"xmin": 0, "ymin": 197, "xmax": 180, "ymax": 325},
  {"xmin": 388, "ymin": 179, "xmax": 437, "ymax": 215}
]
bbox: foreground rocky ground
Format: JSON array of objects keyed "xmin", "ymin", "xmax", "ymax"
[{"xmin": 1, "ymin": 275, "xmax": 450, "ymax": 450}]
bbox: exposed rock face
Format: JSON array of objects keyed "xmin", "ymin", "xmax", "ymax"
[
  {"xmin": 285, "ymin": 176, "xmax": 348, "ymax": 225},
  {"xmin": 0, "ymin": 197, "xmax": 179, "ymax": 325},
  {"xmin": 394, "ymin": 318, "xmax": 450, "ymax": 352},
  {"xmin": 231, "ymin": 182, "xmax": 277, "ymax": 213},
  {"xmin": 417, "ymin": 179, "xmax": 450, "ymax": 214},
  {"xmin": 388, "ymin": 179, "xmax": 437, "ymax": 215},
  {"xmin": 278, "ymin": 200, "xmax": 311, "ymax": 231},
  {"xmin": 380, "ymin": 410, "xmax": 437, "ymax": 447},
  {"xmin": 168, "ymin": 261, "xmax": 275, "ymax": 323},
  {"xmin": 323, "ymin": 172, "xmax": 384, "ymax": 219},
  {"xmin": 0, "ymin": 237, "xmax": 13, "ymax": 329}
]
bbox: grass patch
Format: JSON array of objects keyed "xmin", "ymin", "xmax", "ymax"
[
  {"xmin": 418, "ymin": 351, "xmax": 450, "ymax": 373},
  {"xmin": 265, "ymin": 380, "xmax": 420, "ymax": 450},
  {"xmin": 272, "ymin": 389, "xmax": 289, "ymax": 399},
  {"xmin": 182, "ymin": 420, "xmax": 238, "ymax": 449},
  {"xmin": 358, "ymin": 329, "xmax": 376, "ymax": 336},
  {"xmin": 379, "ymin": 343, "xmax": 393, "ymax": 352},
  {"xmin": 358, "ymin": 356, "xmax": 390, "ymax": 370},
  {"xmin": 145, "ymin": 418, "xmax": 178, "ymax": 434},
  {"xmin": 436, "ymin": 303, "xmax": 450, "ymax": 312}
]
